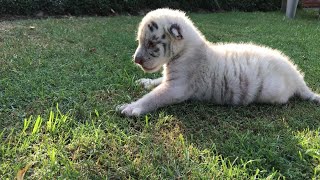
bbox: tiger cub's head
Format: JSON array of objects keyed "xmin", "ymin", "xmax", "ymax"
[{"xmin": 133, "ymin": 8, "xmax": 193, "ymax": 73}]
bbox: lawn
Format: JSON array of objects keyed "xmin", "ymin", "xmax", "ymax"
[{"xmin": 1, "ymin": 10, "xmax": 320, "ymax": 179}]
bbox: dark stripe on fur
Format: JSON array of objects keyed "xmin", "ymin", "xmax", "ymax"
[
  {"xmin": 162, "ymin": 43, "xmax": 167, "ymax": 55},
  {"xmin": 254, "ymin": 65, "xmax": 264, "ymax": 101},
  {"xmin": 150, "ymin": 53, "xmax": 157, "ymax": 57},
  {"xmin": 211, "ymin": 70, "xmax": 217, "ymax": 102},
  {"xmin": 151, "ymin": 21, "xmax": 158, "ymax": 29},
  {"xmin": 223, "ymin": 75, "xmax": 229, "ymax": 103},
  {"xmin": 220, "ymin": 79, "xmax": 223, "ymax": 103},
  {"xmin": 151, "ymin": 35, "xmax": 159, "ymax": 41},
  {"xmin": 148, "ymin": 24, "xmax": 153, "ymax": 32},
  {"xmin": 232, "ymin": 59, "xmax": 237, "ymax": 77},
  {"xmin": 168, "ymin": 42, "xmax": 172, "ymax": 56},
  {"xmin": 229, "ymin": 90, "xmax": 234, "ymax": 104},
  {"xmin": 255, "ymin": 81, "xmax": 264, "ymax": 101},
  {"xmin": 257, "ymin": 65, "xmax": 262, "ymax": 78},
  {"xmin": 239, "ymin": 66, "xmax": 249, "ymax": 103},
  {"xmin": 166, "ymin": 77, "xmax": 178, "ymax": 82},
  {"xmin": 171, "ymin": 53, "xmax": 181, "ymax": 61}
]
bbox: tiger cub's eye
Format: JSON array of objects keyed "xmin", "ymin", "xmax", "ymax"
[{"xmin": 147, "ymin": 41, "xmax": 156, "ymax": 49}]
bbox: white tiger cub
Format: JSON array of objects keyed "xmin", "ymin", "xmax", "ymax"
[{"xmin": 117, "ymin": 8, "xmax": 320, "ymax": 117}]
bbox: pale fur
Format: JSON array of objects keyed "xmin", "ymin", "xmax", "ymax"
[{"xmin": 117, "ymin": 8, "xmax": 320, "ymax": 117}]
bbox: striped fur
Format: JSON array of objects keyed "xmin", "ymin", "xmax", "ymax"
[{"xmin": 117, "ymin": 8, "xmax": 320, "ymax": 117}]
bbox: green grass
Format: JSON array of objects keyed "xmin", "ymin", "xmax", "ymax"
[{"xmin": 1, "ymin": 10, "xmax": 320, "ymax": 179}]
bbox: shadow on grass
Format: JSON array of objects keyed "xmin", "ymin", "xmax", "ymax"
[{"xmin": 155, "ymin": 98, "xmax": 320, "ymax": 178}]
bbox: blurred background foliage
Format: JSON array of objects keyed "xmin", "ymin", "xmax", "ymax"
[{"xmin": 0, "ymin": 0, "xmax": 281, "ymax": 16}]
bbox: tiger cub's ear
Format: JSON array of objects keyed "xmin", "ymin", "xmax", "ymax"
[{"xmin": 165, "ymin": 24, "xmax": 183, "ymax": 40}]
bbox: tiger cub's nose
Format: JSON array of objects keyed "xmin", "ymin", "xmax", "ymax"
[{"xmin": 134, "ymin": 56, "xmax": 145, "ymax": 65}]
